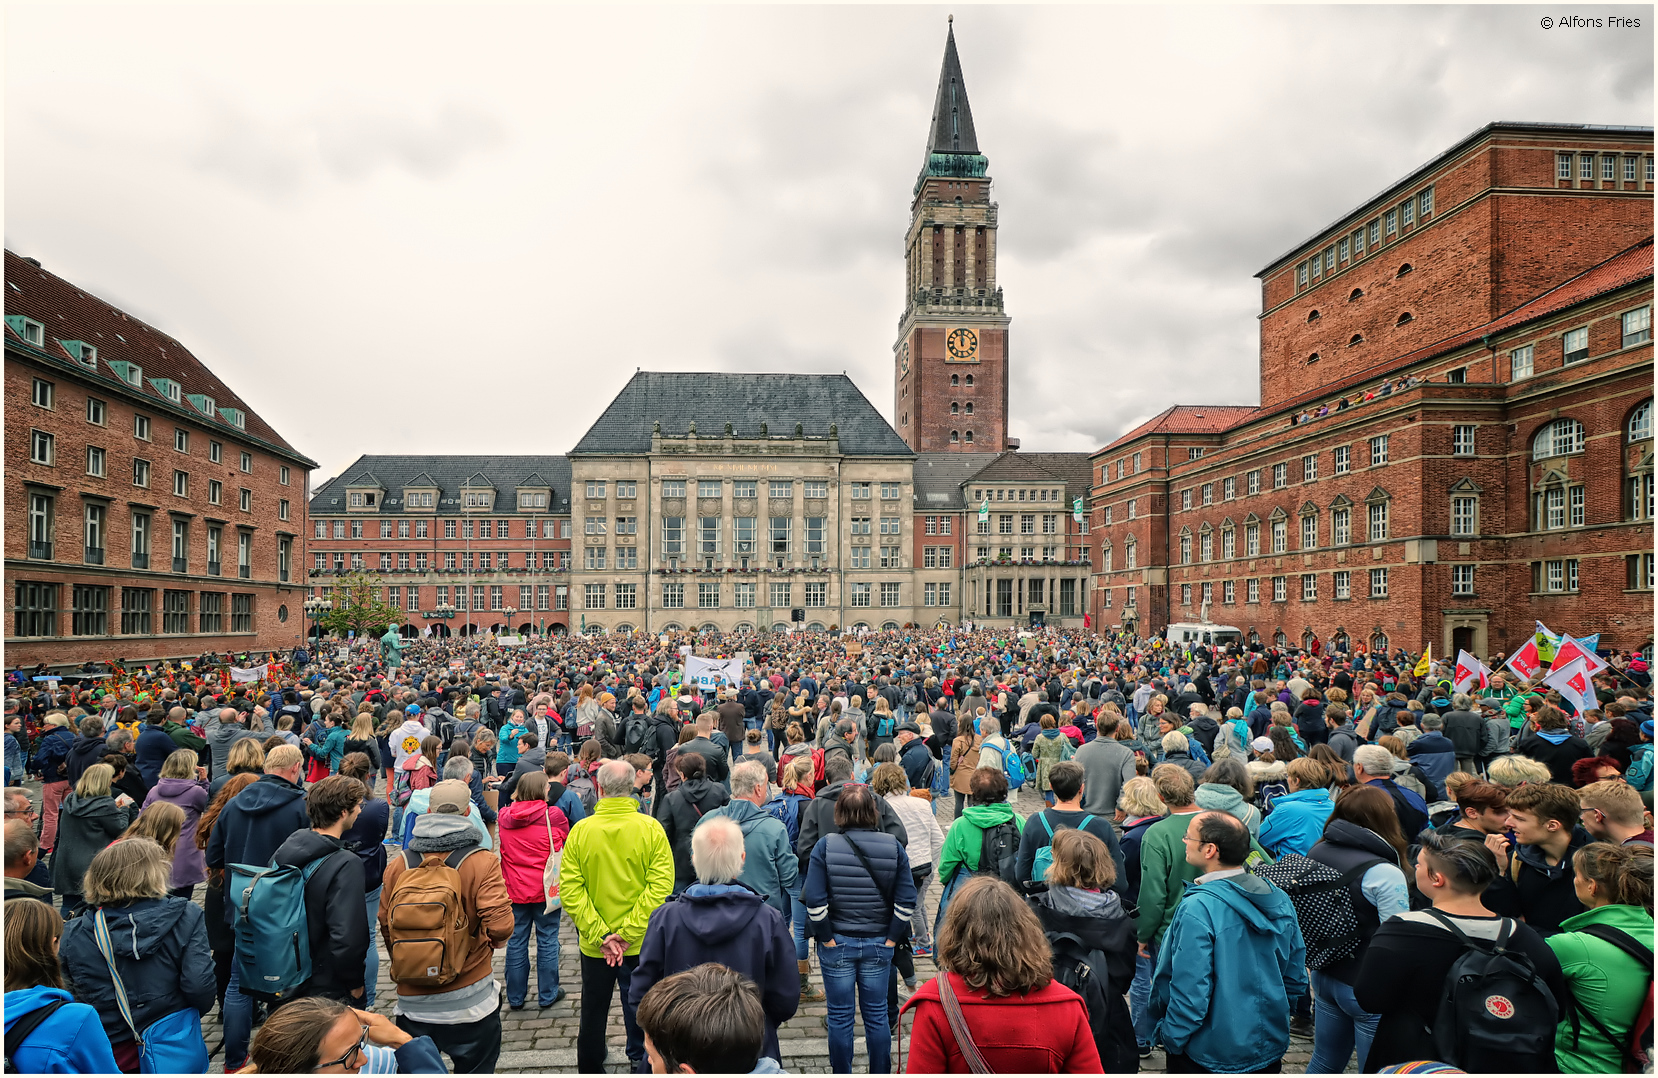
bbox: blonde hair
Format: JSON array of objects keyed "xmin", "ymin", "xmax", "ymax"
[
  {"xmin": 351, "ymin": 714, "xmax": 375, "ymax": 739},
  {"xmin": 227, "ymin": 737, "xmax": 266, "ymax": 774},
  {"xmin": 265, "ymin": 743, "xmax": 303, "ymax": 773},
  {"xmin": 121, "ymin": 801, "xmax": 185, "ymax": 857},
  {"xmin": 74, "ymin": 763, "xmax": 114, "ymax": 800},
  {"xmin": 1487, "ymin": 754, "xmax": 1551, "ymax": 787},
  {"xmin": 160, "ymin": 748, "xmax": 199, "ymax": 780},
  {"xmin": 1117, "ymin": 776, "xmax": 1166, "ymax": 818},
  {"xmin": 82, "ymin": 837, "xmax": 170, "ymax": 907},
  {"xmin": 1045, "ymin": 828, "xmax": 1116, "ymax": 890}
]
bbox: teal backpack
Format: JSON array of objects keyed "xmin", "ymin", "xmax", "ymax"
[
  {"xmin": 229, "ymin": 854, "xmax": 331, "ymax": 1003},
  {"xmin": 1031, "ymin": 811, "xmax": 1096, "ymax": 882}
]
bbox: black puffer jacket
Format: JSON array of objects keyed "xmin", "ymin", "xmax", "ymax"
[
  {"xmin": 801, "ymin": 828, "xmax": 916, "ymax": 942},
  {"xmin": 659, "ymin": 777, "xmax": 732, "ymax": 890},
  {"xmin": 1307, "ymin": 818, "xmax": 1401, "ymax": 985}
]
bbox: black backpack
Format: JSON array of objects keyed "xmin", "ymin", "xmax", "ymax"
[
  {"xmin": 977, "ymin": 820, "xmax": 1021, "ymax": 884},
  {"xmin": 1427, "ymin": 911, "xmax": 1560, "ymax": 1072},
  {"xmin": 1046, "ymin": 932, "xmax": 1134, "ymax": 1071},
  {"xmin": 622, "ymin": 712, "xmax": 653, "ymax": 756},
  {"xmin": 1253, "ymin": 853, "xmax": 1384, "ymax": 970}
]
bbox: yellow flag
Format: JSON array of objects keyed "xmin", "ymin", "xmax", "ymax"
[{"xmin": 1414, "ymin": 645, "xmax": 1432, "ymax": 678}]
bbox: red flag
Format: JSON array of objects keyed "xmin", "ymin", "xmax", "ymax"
[
  {"xmin": 1504, "ymin": 638, "xmax": 1543, "ymax": 681},
  {"xmin": 1453, "ymin": 650, "xmax": 1491, "ymax": 694},
  {"xmin": 1549, "ymin": 635, "xmax": 1607, "ymax": 676}
]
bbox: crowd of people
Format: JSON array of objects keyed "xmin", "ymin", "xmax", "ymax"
[{"xmin": 1, "ymin": 624, "xmax": 1653, "ymax": 1074}]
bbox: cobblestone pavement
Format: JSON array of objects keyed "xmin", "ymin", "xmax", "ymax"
[{"xmin": 34, "ymin": 778, "xmax": 1333, "ymax": 1073}]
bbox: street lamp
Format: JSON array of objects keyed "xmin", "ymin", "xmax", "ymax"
[
  {"xmin": 503, "ymin": 606, "xmax": 518, "ymax": 636},
  {"xmin": 434, "ymin": 602, "xmax": 456, "ymax": 639},
  {"xmin": 303, "ymin": 597, "xmax": 331, "ymax": 645}
]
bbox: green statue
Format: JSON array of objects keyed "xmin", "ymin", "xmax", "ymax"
[{"xmin": 380, "ymin": 627, "xmax": 404, "ymax": 668}]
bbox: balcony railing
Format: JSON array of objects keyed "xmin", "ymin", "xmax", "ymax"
[
  {"xmin": 132, "ymin": 553, "xmax": 149, "ymax": 569},
  {"xmin": 239, "ymin": 564, "xmax": 251, "ymax": 579},
  {"xmin": 29, "ymin": 542, "xmax": 53, "ymax": 560},
  {"xmin": 173, "ymin": 556, "xmax": 188, "ymax": 573},
  {"xmin": 84, "ymin": 547, "xmax": 105, "ymax": 565},
  {"xmin": 207, "ymin": 561, "xmax": 221, "ymax": 576}
]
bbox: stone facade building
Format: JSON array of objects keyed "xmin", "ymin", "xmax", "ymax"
[
  {"xmin": 6, "ymin": 251, "xmax": 318, "ymax": 665},
  {"xmin": 1088, "ymin": 123, "xmax": 1655, "ymax": 655}
]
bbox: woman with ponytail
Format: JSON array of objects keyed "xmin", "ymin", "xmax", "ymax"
[{"xmin": 1548, "ymin": 841, "xmax": 1655, "ymax": 1073}]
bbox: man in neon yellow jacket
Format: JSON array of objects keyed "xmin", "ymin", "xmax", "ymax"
[{"xmin": 560, "ymin": 758, "xmax": 674, "ymax": 1074}]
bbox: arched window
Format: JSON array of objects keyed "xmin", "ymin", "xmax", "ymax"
[
  {"xmin": 965, "ymin": 374, "xmax": 974, "ymax": 386},
  {"xmin": 881, "ymin": 621, "xmax": 900, "ymax": 631},
  {"xmin": 965, "ymin": 431, "xmax": 974, "ymax": 443},
  {"xmin": 950, "ymin": 430, "xmax": 960, "ymax": 443},
  {"xmin": 950, "ymin": 401, "xmax": 959, "ymax": 414},
  {"xmin": 964, "ymin": 402, "xmax": 973, "ymax": 415},
  {"xmin": 614, "ymin": 623, "xmax": 635, "ymax": 634},
  {"xmin": 731, "ymin": 622, "xmax": 754, "ymax": 633},
  {"xmin": 1333, "ymin": 630, "xmax": 1350, "ymax": 653},
  {"xmin": 950, "ymin": 374, "xmax": 959, "ymax": 386},
  {"xmin": 1397, "ymin": 312, "xmax": 1414, "ymax": 326},
  {"xmin": 1370, "ymin": 631, "xmax": 1389, "ymax": 653},
  {"xmin": 1629, "ymin": 400, "xmax": 1653, "ymax": 443},
  {"xmin": 584, "ymin": 624, "xmax": 605, "ymax": 635},
  {"xmin": 1396, "ymin": 263, "xmax": 1413, "ymax": 277},
  {"xmin": 1308, "ymin": 352, "xmax": 1320, "ymax": 364},
  {"xmin": 1302, "ymin": 630, "xmax": 1317, "ymax": 650},
  {"xmin": 1349, "ymin": 288, "xmax": 1364, "ymax": 301},
  {"xmin": 1532, "ymin": 418, "xmax": 1585, "ymax": 460},
  {"xmin": 1308, "ymin": 310, "xmax": 1321, "ymax": 323},
  {"xmin": 1248, "ymin": 630, "xmax": 1261, "ymax": 646},
  {"xmin": 1274, "ymin": 630, "xmax": 1288, "ymax": 648},
  {"xmin": 1349, "ymin": 334, "xmax": 1364, "ymax": 346}
]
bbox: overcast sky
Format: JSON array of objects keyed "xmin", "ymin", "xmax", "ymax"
[{"xmin": 7, "ymin": 4, "xmax": 1652, "ymax": 485}]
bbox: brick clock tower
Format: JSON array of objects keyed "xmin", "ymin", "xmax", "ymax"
[{"xmin": 895, "ymin": 21, "xmax": 1011, "ymax": 454}]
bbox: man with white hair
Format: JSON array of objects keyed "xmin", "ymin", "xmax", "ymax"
[
  {"xmin": 1353, "ymin": 744, "xmax": 1430, "ymax": 838},
  {"xmin": 703, "ymin": 761, "xmax": 797, "ymax": 919},
  {"xmin": 628, "ymin": 815, "xmax": 799, "ymax": 1067},
  {"xmin": 398, "ymin": 756, "xmax": 493, "ymax": 850},
  {"xmin": 561, "ymin": 759, "xmax": 674, "ymax": 1074}
]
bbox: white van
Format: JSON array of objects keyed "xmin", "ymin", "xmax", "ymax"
[{"xmin": 1165, "ymin": 622, "xmax": 1244, "ymax": 649}]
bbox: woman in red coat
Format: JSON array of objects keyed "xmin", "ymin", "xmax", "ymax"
[{"xmin": 900, "ymin": 876, "xmax": 1102, "ymax": 1073}]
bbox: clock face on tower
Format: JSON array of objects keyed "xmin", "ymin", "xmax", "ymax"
[{"xmin": 946, "ymin": 327, "xmax": 979, "ymax": 362}]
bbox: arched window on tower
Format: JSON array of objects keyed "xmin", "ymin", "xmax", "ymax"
[
  {"xmin": 965, "ymin": 374, "xmax": 975, "ymax": 386},
  {"xmin": 965, "ymin": 431, "xmax": 974, "ymax": 444},
  {"xmin": 951, "ymin": 374, "xmax": 959, "ymax": 386},
  {"xmin": 951, "ymin": 402, "xmax": 959, "ymax": 414},
  {"xmin": 950, "ymin": 430, "xmax": 960, "ymax": 443},
  {"xmin": 965, "ymin": 402, "xmax": 973, "ymax": 415}
]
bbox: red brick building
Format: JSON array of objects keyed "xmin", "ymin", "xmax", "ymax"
[
  {"xmin": 6, "ymin": 251, "xmax": 318, "ymax": 666},
  {"xmin": 1088, "ymin": 123, "xmax": 1655, "ymax": 656},
  {"xmin": 305, "ymin": 456, "xmax": 573, "ymax": 637}
]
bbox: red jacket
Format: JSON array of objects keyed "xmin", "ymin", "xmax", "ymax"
[{"xmin": 899, "ymin": 971, "xmax": 1102, "ymax": 1074}]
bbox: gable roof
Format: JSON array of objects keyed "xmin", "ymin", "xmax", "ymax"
[
  {"xmin": 912, "ymin": 451, "xmax": 997, "ymax": 509},
  {"xmin": 3, "ymin": 250, "xmax": 314, "ymax": 465},
  {"xmin": 1100, "ymin": 406, "xmax": 1265, "ymax": 453},
  {"xmin": 309, "ymin": 456, "xmax": 572, "ymax": 514},
  {"xmin": 569, "ymin": 372, "xmax": 914, "ymax": 457}
]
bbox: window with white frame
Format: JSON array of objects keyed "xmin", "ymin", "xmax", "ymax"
[
  {"xmin": 1623, "ymin": 306, "xmax": 1652, "ymax": 347},
  {"xmin": 1451, "ymin": 564, "xmax": 1474, "ymax": 596},
  {"xmin": 1334, "ymin": 570, "xmax": 1351, "ymax": 600},
  {"xmin": 1332, "ymin": 505, "xmax": 1351, "ymax": 545},
  {"xmin": 1368, "ymin": 501, "xmax": 1389, "ymax": 541},
  {"xmin": 1333, "ymin": 446, "xmax": 1350, "ymax": 474},
  {"xmin": 1563, "ymin": 327, "xmax": 1589, "ymax": 364},
  {"xmin": 1532, "ymin": 418, "xmax": 1585, "ymax": 459},
  {"xmin": 1223, "ymin": 477, "xmax": 1235, "ymax": 500},
  {"xmin": 1271, "ymin": 518, "xmax": 1287, "ymax": 554},
  {"xmin": 1302, "ymin": 574, "xmax": 1318, "ymax": 601},
  {"xmin": 1221, "ymin": 526, "xmax": 1235, "ymax": 560},
  {"xmin": 1451, "ymin": 496, "xmax": 1477, "ymax": 536},
  {"xmin": 1510, "ymin": 344, "xmax": 1534, "ymax": 380},
  {"xmin": 1247, "ymin": 470, "xmax": 1261, "ymax": 495},
  {"xmin": 1303, "ymin": 454, "xmax": 1318, "ymax": 482},
  {"xmin": 1369, "ymin": 435, "xmax": 1389, "ymax": 465},
  {"xmin": 1272, "ymin": 463, "xmax": 1287, "ymax": 489},
  {"xmin": 1453, "ymin": 425, "xmax": 1476, "ymax": 455},
  {"xmin": 1369, "ymin": 567, "xmax": 1389, "ymax": 597},
  {"xmin": 1223, "ymin": 580, "xmax": 1235, "ymax": 604},
  {"xmin": 1245, "ymin": 521, "xmax": 1260, "ymax": 557},
  {"xmin": 1272, "ymin": 576, "xmax": 1287, "ymax": 602},
  {"xmin": 1301, "ymin": 514, "xmax": 1317, "ymax": 550},
  {"xmin": 1247, "ymin": 578, "xmax": 1260, "ymax": 603}
]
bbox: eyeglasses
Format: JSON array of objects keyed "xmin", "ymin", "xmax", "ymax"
[{"xmin": 316, "ymin": 1024, "xmax": 368, "ymax": 1071}]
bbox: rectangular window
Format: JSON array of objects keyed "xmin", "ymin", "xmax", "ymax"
[
  {"xmin": 880, "ymin": 546, "xmax": 901, "ymax": 568},
  {"xmin": 120, "ymin": 587, "xmax": 153, "ymax": 635},
  {"xmin": 615, "ymin": 481, "xmax": 637, "ymax": 499},
  {"xmin": 924, "ymin": 582, "xmax": 938, "ymax": 607},
  {"xmin": 172, "ymin": 519, "xmax": 189, "ymax": 572},
  {"xmin": 881, "ymin": 482, "xmax": 901, "ymax": 500},
  {"xmin": 1570, "ymin": 485, "xmax": 1585, "ymax": 527},
  {"xmin": 241, "ymin": 450, "xmax": 253, "ymax": 472},
  {"xmin": 1223, "ymin": 580, "xmax": 1235, "ymax": 604},
  {"xmin": 1402, "ymin": 199, "xmax": 1414, "ymax": 227},
  {"xmin": 1369, "ymin": 567, "xmax": 1389, "ymax": 598},
  {"xmin": 880, "ymin": 515, "xmax": 901, "ymax": 536},
  {"xmin": 1332, "ymin": 506, "xmax": 1351, "ymax": 545},
  {"xmin": 135, "ymin": 413, "xmax": 152, "ymax": 441},
  {"xmin": 1368, "ymin": 502, "xmax": 1389, "ymax": 541},
  {"xmin": 488, "ymin": 585, "xmax": 503, "ymax": 611},
  {"xmin": 1272, "ymin": 576, "xmax": 1286, "ymax": 602},
  {"xmin": 239, "ymin": 488, "xmax": 251, "ymax": 513},
  {"xmin": 769, "ymin": 517, "xmax": 791, "ymax": 554},
  {"xmin": 1628, "ymin": 553, "xmax": 1656, "ymax": 590},
  {"xmin": 1623, "ymin": 306, "xmax": 1652, "ymax": 347},
  {"xmin": 159, "ymin": 589, "xmax": 189, "ymax": 633},
  {"xmin": 83, "ymin": 503, "xmax": 106, "ymax": 564},
  {"xmin": 69, "ymin": 584, "xmax": 109, "ymax": 636},
  {"xmin": 697, "ymin": 479, "xmax": 722, "ymax": 499},
  {"xmin": 1272, "ymin": 463, "xmax": 1287, "ymax": 489},
  {"xmin": 1223, "ymin": 477, "xmax": 1235, "ymax": 500},
  {"xmin": 1301, "ymin": 515, "xmax": 1317, "ymax": 550},
  {"xmin": 613, "ymin": 583, "xmax": 637, "ymax": 610},
  {"xmin": 662, "ymin": 517, "xmax": 684, "ymax": 557},
  {"xmin": 1543, "ymin": 487, "xmax": 1566, "ymax": 530},
  {"xmin": 698, "ymin": 516, "xmax": 721, "ymax": 556},
  {"xmin": 1419, "ymin": 187, "xmax": 1433, "ymax": 217},
  {"xmin": 616, "ymin": 546, "xmax": 637, "ymax": 570},
  {"xmin": 733, "ymin": 516, "xmax": 757, "ymax": 554},
  {"xmin": 851, "ymin": 482, "xmax": 870, "ymax": 499},
  {"xmin": 583, "ymin": 547, "xmax": 606, "ymax": 570},
  {"xmin": 1221, "ymin": 528, "xmax": 1235, "ymax": 560},
  {"xmin": 1581, "ymin": 154, "xmax": 1595, "ymax": 180},
  {"xmin": 207, "ymin": 479, "xmax": 222, "ymax": 506},
  {"xmin": 1245, "ymin": 522, "xmax": 1260, "ymax": 557},
  {"xmin": 850, "ymin": 582, "xmax": 871, "ymax": 607},
  {"xmin": 1453, "ymin": 425, "xmax": 1476, "ymax": 455},
  {"xmin": 1603, "ymin": 155, "xmax": 1616, "ymax": 181},
  {"xmin": 1370, "ymin": 435, "xmax": 1389, "ymax": 465},
  {"xmin": 805, "ymin": 517, "xmax": 826, "ymax": 556},
  {"xmin": 1368, "ymin": 219, "xmax": 1380, "ymax": 247},
  {"xmin": 1181, "ymin": 584, "xmax": 1192, "ymax": 606},
  {"xmin": 805, "ymin": 582, "xmax": 827, "ymax": 608},
  {"xmin": 1385, "ymin": 209, "xmax": 1397, "ymax": 236},
  {"xmin": 1451, "ymin": 496, "xmax": 1477, "ymax": 536},
  {"xmin": 660, "ymin": 480, "xmax": 684, "ymax": 499},
  {"xmin": 769, "ymin": 480, "xmax": 793, "ymax": 499},
  {"xmin": 1126, "ymin": 501, "xmax": 1136, "ymax": 521},
  {"xmin": 849, "ymin": 548, "xmax": 870, "ymax": 569},
  {"xmin": 1020, "ymin": 513, "xmax": 1036, "ymax": 535},
  {"xmin": 1181, "ymin": 490, "xmax": 1192, "ymax": 511},
  {"xmin": 1451, "ymin": 564, "xmax": 1474, "ymax": 596},
  {"xmin": 1271, "ymin": 519, "xmax": 1287, "ymax": 554},
  {"xmin": 173, "ymin": 429, "xmax": 189, "ymax": 453},
  {"xmin": 880, "ymin": 582, "xmax": 901, "ymax": 607},
  {"xmin": 1302, "ymin": 574, "xmax": 1317, "ymax": 602},
  {"xmin": 231, "ymin": 593, "xmax": 253, "ymax": 632},
  {"xmin": 1558, "ymin": 153, "xmax": 1573, "ymax": 180},
  {"xmin": 1333, "ymin": 446, "xmax": 1350, "ymax": 474},
  {"xmin": 84, "ymin": 445, "xmax": 106, "ymax": 478},
  {"xmin": 1353, "ymin": 228, "xmax": 1365, "ymax": 256},
  {"xmin": 535, "ymin": 584, "xmax": 550, "ymax": 611},
  {"xmin": 1334, "ymin": 570, "xmax": 1351, "ymax": 600},
  {"xmin": 1563, "ymin": 327, "xmax": 1589, "ymax": 363},
  {"xmin": 586, "ymin": 481, "xmax": 607, "ymax": 499},
  {"xmin": 1132, "ymin": 452, "xmax": 1142, "ymax": 472},
  {"xmin": 1247, "ymin": 470, "xmax": 1261, "ymax": 495},
  {"xmin": 771, "ymin": 582, "xmax": 791, "ymax": 608},
  {"xmin": 29, "ymin": 429, "xmax": 54, "ymax": 466},
  {"xmin": 1510, "ymin": 344, "xmax": 1534, "ymax": 380},
  {"xmin": 200, "ymin": 592, "xmax": 223, "ymax": 633},
  {"xmin": 31, "ymin": 377, "xmax": 55, "ymax": 409},
  {"xmin": 1302, "ymin": 454, "xmax": 1317, "ymax": 482},
  {"xmin": 1338, "ymin": 237, "xmax": 1349, "ymax": 262},
  {"xmin": 586, "ymin": 584, "xmax": 607, "ymax": 609},
  {"xmin": 238, "ymin": 532, "xmax": 252, "ymax": 578},
  {"xmin": 1297, "ymin": 263, "xmax": 1309, "ymax": 288},
  {"xmin": 798, "ymin": 480, "xmax": 825, "ymax": 499}
]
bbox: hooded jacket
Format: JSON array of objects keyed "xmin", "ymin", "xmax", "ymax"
[
  {"xmin": 204, "ymin": 774, "xmax": 311, "ymax": 920},
  {"xmin": 1325, "ymin": 722, "xmax": 1363, "ymax": 763},
  {"xmin": 497, "ymin": 798, "xmax": 571, "ymax": 905},
  {"xmin": 660, "ymin": 777, "xmax": 733, "ymax": 890},
  {"xmin": 1515, "ymin": 729, "xmax": 1595, "ymax": 786},
  {"xmin": 1488, "ymin": 825, "xmax": 1593, "ymax": 936},
  {"xmin": 1256, "ymin": 786, "xmax": 1333, "ymax": 858},
  {"xmin": 141, "ymin": 777, "xmax": 209, "ymax": 888},
  {"xmin": 58, "ymin": 895, "xmax": 216, "ymax": 1046},
  {"xmin": 1547, "ymin": 902, "xmax": 1655, "ymax": 1073},
  {"xmin": 33, "ymin": 725, "xmax": 76, "ymax": 784},
  {"xmin": 1, "ymin": 985, "xmax": 122, "ymax": 1073},
  {"xmin": 501, "ymin": 746, "xmax": 546, "ymax": 802},
  {"xmin": 794, "ymin": 780, "xmax": 909, "ymax": 875},
  {"xmin": 50, "ymin": 792, "xmax": 131, "ymax": 896},
  {"xmin": 271, "ymin": 829, "xmax": 369, "ymax": 999},
  {"xmin": 1194, "ymin": 783, "xmax": 1261, "ymax": 838},
  {"xmin": 703, "ymin": 797, "xmax": 798, "ymax": 917},
  {"xmin": 1405, "ymin": 731, "xmax": 1457, "ymax": 788},
  {"xmin": 901, "ymin": 971, "xmax": 1103, "ymax": 1074},
  {"xmin": 203, "ymin": 708, "xmax": 272, "ymax": 778},
  {"xmin": 1149, "ymin": 871, "xmax": 1308, "ymax": 1073},
  {"xmin": 380, "ymin": 813, "xmax": 513, "ymax": 996},
  {"xmin": 936, "ymin": 801, "xmax": 1020, "ymax": 884},
  {"xmin": 62, "ymin": 734, "xmax": 108, "ymax": 786},
  {"xmin": 134, "ymin": 724, "xmax": 180, "ymax": 788},
  {"xmin": 1028, "ymin": 885, "xmax": 1139, "ymax": 1072},
  {"xmin": 1306, "ymin": 819, "xmax": 1410, "ymax": 984},
  {"xmin": 627, "ymin": 883, "xmax": 799, "ymax": 1062}
]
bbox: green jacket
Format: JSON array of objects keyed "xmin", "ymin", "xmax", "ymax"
[
  {"xmin": 936, "ymin": 801, "xmax": 1022, "ymax": 884},
  {"xmin": 1134, "ymin": 809, "xmax": 1273, "ymax": 946},
  {"xmin": 559, "ymin": 796, "xmax": 674, "ymax": 957},
  {"xmin": 164, "ymin": 721, "xmax": 208, "ymax": 757},
  {"xmin": 1548, "ymin": 903, "xmax": 1654, "ymax": 1073},
  {"xmin": 1506, "ymin": 691, "xmax": 1541, "ymax": 730}
]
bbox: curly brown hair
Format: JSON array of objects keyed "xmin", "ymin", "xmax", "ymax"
[{"xmin": 935, "ymin": 875, "xmax": 1052, "ymax": 997}]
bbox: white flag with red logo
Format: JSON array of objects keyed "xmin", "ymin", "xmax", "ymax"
[
  {"xmin": 1549, "ymin": 634, "xmax": 1608, "ymax": 677},
  {"xmin": 1504, "ymin": 638, "xmax": 1543, "ymax": 682},
  {"xmin": 1544, "ymin": 656, "xmax": 1598, "ymax": 712},
  {"xmin": 1453, "ymin": 650, "xmax": 1491, "ymax": 694}
]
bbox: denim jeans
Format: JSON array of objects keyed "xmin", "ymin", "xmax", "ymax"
[
  {"xmin": 1129, "ymin": 941, "xmax": 1158, "ymax": 1049},
  {"xmin": 817, "ymin": 935, "xmax": 895, "ymax": 1074},
  {"xmin": 363, "ymin": 886, "xmax": 381, "ymax": 1008},
  {"xmin": 1308, "ymin": 969, "xmax": 1380, "ymax": 1073},
  {"xmin": 577, "ymin": 952, "xmax": 642, "ymax": 1073},
  {"xmin": 506, "ymin": 903, "xmax": 562, "ymax": 1006},
  {"xmin": 224, "ymin": 943, "xmax": 254, "ymax": 1070},
  {"xmin": 788, "ymin": 879, "xmax": 809, "ymax": 961}
]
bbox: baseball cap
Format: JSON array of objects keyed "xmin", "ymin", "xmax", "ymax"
[
  {"xmin": 429, "ymin": 780, "xmax": 471, "ymax": 814},
  {"xmin": 1251, "ymin": 736, "xmax": 1274, "ymax": 753}
]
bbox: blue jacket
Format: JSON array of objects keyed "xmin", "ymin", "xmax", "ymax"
[
  {"xmin": 305, "ymin": 725, "xmax": 347, "ymax": 772},
  {"xmin": 1257, "ymin": 788, "xmax": 1335, "ymax": 858},
  {"xmin": 802, "ymin": 828, "xmax": 916, "ymax": 942},
  {"xmin": 2, "ymin": 986, "xmax": 122, "ymax": 1073},
  {"xmin": 58, "ymin": 897, "xmax": 216, "ymax": 1046},
  {"xmin": 1405, "ymin": 732, "xmax": 1456, "ymax": 791},
  {"xmin": 703, "ymin": 797, "xmax": 799, "ymax": 918},
  {"xmin": 31, "ymin": 726, "xmax": 76, "ymax": 784},
  {"xmin": 898, "ymin": 736, "xmax": 934, "ymax": 789},
  {"xmin": 1150, "ymin": 871, "xmax": 1308, "ymax": 1072},
  {"xmin": 628, "ymin": 882, "xmax": 800, "ymax": 1062},
  {"xmin": 203, "ymin": 774, "xmax": 310, "ymax": 921},
  {"xmin": 134, "ymin": 724, "xmax": 180, "ymax": 788}
]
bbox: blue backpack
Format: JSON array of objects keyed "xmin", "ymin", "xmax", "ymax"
[
  {"xmin": 228, "ymin": 855, "xmax": 332, "ymax": 1003},
  {"xmin": 765, "ymin": 794, "xmax": 800, "ymax": 846},
  {"xmin": 1031, "ymin": 812, "xmax": 1096, "ymax": 882}
]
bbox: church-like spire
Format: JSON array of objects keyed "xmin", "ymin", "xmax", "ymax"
[{"xmin": 925, "ymin": 21, "xmax": 980, "ymax": 156}]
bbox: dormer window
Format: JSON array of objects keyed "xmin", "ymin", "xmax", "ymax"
[
  {"xmin": 220, "ymin": 407, "xmax": 245, "ymax": 429},
  {"xmin": 108, "ymin": 359, "xmax": 141, "ymax": 386},
  {"xmin": 150, "ymin": 377, "xmax": 182, "ymax": 403},
  {"xmin": 1396, "ymin": 312, "xmax": 1414, "ymax": 326},
  {"xmin": 1307, "ymin": 310, "xmax": 1320, "ymax": 323},
  {"xmin": 347, "ymin": 491, "xmax": 379, "ymax": 509},
  {"xmin": 4, "ymin": 315, "xmax": 44, "ymax": 346},
  {"xmin": 187, "ymin": 394, "xmax": 216, "ymax": 418},
  {"xmin": 61, "ymin": 340, "xmax": 98, "ymax": 368}
]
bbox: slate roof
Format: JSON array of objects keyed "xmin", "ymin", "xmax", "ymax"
[
  {"xmin": 912, "ymin": 452, "xmax": 995, "ymax": 509},
  {"xmin": 963, "ymin": 450, "xmax": 1093, "ymax": 495},
  {"xmin": 309, "ymin": 455, "xmax": 572, "ymax": 514},
  {"xmin": 3, "ymin": 250, "xmax": 314, "ymax": 464},
  {"xmin": 569, "ymin": 372, "xmax": 914, "ymax": 457},
  {"xmin": 925, "ymin": 24, "xmax": 980, "ymax": 156}
]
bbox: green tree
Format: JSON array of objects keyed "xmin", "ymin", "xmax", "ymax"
[{"xmin": 318, "ymin": 571, "xmax": 400, "ymax": 640}]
